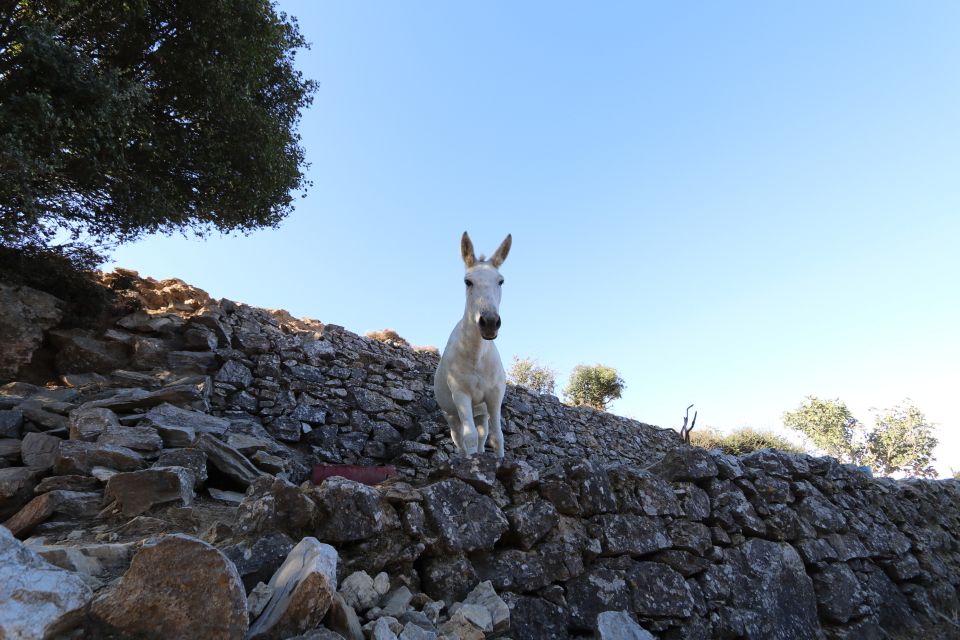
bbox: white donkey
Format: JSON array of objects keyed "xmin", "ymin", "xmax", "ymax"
[{"xmin": 434, "ymin": 231, "xmax": 512, "ymax": 457}]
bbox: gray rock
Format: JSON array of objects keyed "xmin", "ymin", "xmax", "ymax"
[
  {"xmin": 0, "ymin": 524, "xmax": 91, "ymax": 639},
  {"xmin": 49, "ymin": 328, "xmax": 130, "ymax": 374},
  {"xmin": 461, "ymin": 580, "xmax": 510, "ymax": 634},
  {"xmin": 153, "ymin": 448, "xmax": 208, "ymax": 486},
  {"xmin": 313, "ymin": 476, "xmax": 387, "ymax": 543},
  {"xmin": 34, "ymin": 541, "xmax": 135, "ymax": 577},
  {"xmin": 506, "ymin": 499, "xmax": 559, "ymax": 550},
  {"xmin": 326, "ymin": 592, "xmax": 364, "ymax": 640},
  {"xmin": 235, "ymin": 476, "xmax": 316, "ymax": 539},
  {"xmin": 566, "ymin": 567, "xmax": 632, "ymax": 631},
  {"xmin": 596, "ymin": 611, "xmax": 654, "ymax": 640},
  {"xmin": 0, "ymin": 409, "xmax": 23, "ymax": 438},
  {"xmin": 54, "ymin": 440, "xmax": 145, "ymax": 475},
  {"xmin": 352, "ymin": 388, "xmax": 396, "ymax": 413},
  {"xmin": 222, "ymin": 532, "xmax": 296, "ymax": 592},
  {"xmin": 248, "ymin": 582, "xmax": 274, "ymax": 620},
  {"xmin": 195, "ymin": 433, "xmax": 264, "ymax": 487},
  {"xmin": 248, "ymin": 537, "xmax": 339, "ymax": 640},
  {"xmin": 812, "ymin": 562, "xmax": 864, "ymax": 623},
  {"xmin": 340, "ymin": 570, "xmax": 380, "ymax": 612},
  {"xmin": 21, "ymin": 431, "xmax": 62, "ymax": 469},
  {"xmin": 593, "ymin": 513, "xmax": 671, "ymax": 556},
  {"xmin": 625, "ymin": 561, "xmax": 695, "ymax": 617},
  {"xmin": 649, "ymin": 446, "xmax": 718, "ymax": 481},
  {"xmin": 97, "ymin": 424, "xmax": 164, "ymax": 452},
  {"xmin": 0, "ymin": 465, "xmax": 45, "ymax": 520},
  {"xmin": 216, "ymin": 360, "xmax": 254, "ymax": 388},
  {"xmin": 0, "ymin": 283, "xmax": 63, "ymax": 380},
  {"xmin": 144, "ymin": 402, "xmax": 230, "ymax": 437},
  {"xmin": 421, "ymin": 478, "xmax": 508, "ymax": 553},
  {"xmin": 380, "ymin": 586, "xmax": 414, "ymax": 618},
  {"xmin": 104, "ymin": 467, "xmax": 196, "ymax": 516},
  {"xmin": 421, "ymin": 555, "xmax": 478, "ymax": 604},
  {"xmin": 3, "ymin": 490, "xmax": 102, "ymax": 538},
  {"xmin": 68, "ymin": 406, "xmax": 120, "ymax": 441},
  {"xmin": 500, "ymin": 593, "xmax": 568, "ymax": 640}
]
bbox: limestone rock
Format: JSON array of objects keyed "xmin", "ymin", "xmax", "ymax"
[
  {"xmin": 248, "ymin": 537, "xmax": 339, "ymax": 640},
  {"xmin": 90, "ymin": 533, "xmax": 248, "ymax": 639},
  {"xmin": 196, "ymin": 433, "xmax": 264, "ymax": 488},
  {"xmin": 222, "ymin": 532, "xmax": 296, "ymax": 592},
  {"xmin": 313, "ymin": 475, "xmax": 386, "ymax": 543},
  {"xmin": 104, "ymin": 467, "xmax": 196, "ymax": 516},
  {"xmin": 325, "ymin": 592, "xmax": 364, "ymax": 640},
  {"xmin": 340, "ymin": 570, "xmax": 380, "ymax": 612},
  {"xmin": 154, "ymin": 447, "xmax": 208, "ymax": 486},
  {"xmin": 236, "ymin": 476, "xmax": 316, "ymax": 538},
  {"xmin": 505, "ymin": 499, "xmax": 559, "ymax": 550},
  {"xmin": 596, "ymin": 611, "xmax": 654, "ymax": 640},
  {"xmin": 144, "ymin": 401, "xmax": 230, "ymax": 437},
  {"xmin": 461, "ymin": 580, "xmax": 510, "ymax": 634},
  {"xmin": 0, "ymin": 525, "xmax": 91, "ymax": 639},
  {"xmin": 421, "ymin": 478, "xmax": 508, "ymax": 553},
  {"xmin": 3, "ymin": 489, "xmax": 101, "ymax": 537},
  {"xmin": 593, "ymin": 513, "xmax": 671, "ymax": 556},
  {"xmin": 98, "ymin": 424, "xmax": 164, "ymax": 452},
  {"xmin": 0, "ymin": 283, "xmax": 63, "ymax": 381},
  {"xmin": 649, "ymin": 446, "xmax": 718, "ymax": 481}
]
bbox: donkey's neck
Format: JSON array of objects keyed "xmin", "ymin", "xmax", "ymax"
[{"xmin": 455, "ymin": 312, "xmax": 486, "ymax": 363}]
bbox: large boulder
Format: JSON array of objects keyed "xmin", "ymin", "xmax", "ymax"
[
  {"xmin": 248, "ymin": 537, "xmax": 339, "ymax": 640},
  {"xmin": 0, "ymin": 525, "xmax": 92, "ymax": 639},
  {"xmin": 104, "ymin": 467, "xmax": 196, "ymax": 516},
  {"xmin": 0, "ymin": 283, "xmax": 63, "ymax": 382},
  {"xmin": 90, "ymin": 533, "xmax": 248, "ymax": 639},
  {"xmin": 421, "ymin": 479, "xmax": 509, "ymax": 553},
  {"xmin": 313, "ymin": 476, "xmax": 387, "ymax": 543}
]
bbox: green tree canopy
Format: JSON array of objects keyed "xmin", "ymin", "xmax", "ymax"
[
  {"xmin": 783, "ymin": 396, "xmax": 938, "ymax": 478},
  {"xmin": 563, "ymin": 364, "xmax": 625, "ymax": 411},
  {"xmin": 0, "ymin": 0, "xmax": 316, "ymax": 255},
  {"xmin": 782, "ymin": 396, "xmax": 862, "ymax": 463},
  {"xmin": 508, "ymin": 356, "xmax": 556, "ymax": 395}
]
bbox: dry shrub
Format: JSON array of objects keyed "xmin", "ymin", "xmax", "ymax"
[
  {"xmin": 365, "ymin": 328, "xmax": 410, "ymax": 347},
  {"xmin": 413, "ymin": 344, "xmax": 439, "ymax": 355},
  {"xmin": 690, "ymin": 427, "xmax": 805, "ymax": 456}
]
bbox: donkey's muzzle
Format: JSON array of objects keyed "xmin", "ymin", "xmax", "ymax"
[{"xmin": 478, "ymin": 314, "xmax": 501, "ymax": 340}]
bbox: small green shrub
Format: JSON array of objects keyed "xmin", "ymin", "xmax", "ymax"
[{"xmin": 690, "ymin": 427, "xmax": 805, "ymax": 456}]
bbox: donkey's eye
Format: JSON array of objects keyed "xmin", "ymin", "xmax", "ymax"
[
  {"xmin": 464, "ymin": 279, "xmax": 473, "ymax": 287},
  {"xmin": 498, "ymin": 279, "xmax": 504, "ymax": 286}
]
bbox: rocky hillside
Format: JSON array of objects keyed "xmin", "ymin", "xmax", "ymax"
[{"xmin": 0, "ymin": 271, "xmax": 958, "ymax": 639}]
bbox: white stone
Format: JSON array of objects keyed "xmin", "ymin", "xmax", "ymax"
[
  {"xmin": 374, "ymin": 571, "xmax": 391, "ymax": 595},
  {"xmin": 461, "ymin": 580, "xmax": 509, "ymax": 633},
  {"xmin": 247, "ymin": 582, "xmax": 274, "ymax": 619},
  {"xmin": 0, "ymin": 525, "xmax": 92, "ymax": 639},
  {"xmin": 340, "ymin": 570, "xmax": 379, "ymax": 612},
  {"xmin": 596, "ymin": 611, "xmax": 655, "ymax": 640}
]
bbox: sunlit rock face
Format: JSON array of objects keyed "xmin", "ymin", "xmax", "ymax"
[{"xmin": 0, "ymin": 269, "xmax": 958, "ymax": 639}]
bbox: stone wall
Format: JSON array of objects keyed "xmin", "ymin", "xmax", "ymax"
[{"xmin": 0, "ymin": 270, "xmax": 958, "ymax": 639}]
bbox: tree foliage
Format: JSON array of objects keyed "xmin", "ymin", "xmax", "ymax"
[
  {"xmin": 690, "ymin": 427, "xmax": 805, "ymax": 457},
  {"xmin": 782, "ymin": 396, "xmax": 938, "ymax": 478},
  {"xmin": 508, "ymin": 356, "xmax": 556, "ymax": 395},
  {"xmin": 563, "ymin": 364, "xmax": 625, "ymax": 410},
  {"xmin": 0, "ymin": 0, "xmax": 316, "ymax": 254},
  {"xmin": 782, "ymin": 397, "xmax": 861, "ymax": 463}
]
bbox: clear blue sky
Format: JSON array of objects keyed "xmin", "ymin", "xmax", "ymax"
[{"xmin": 108, "ymin": 1, "xmax": 960, "ymax": 476}]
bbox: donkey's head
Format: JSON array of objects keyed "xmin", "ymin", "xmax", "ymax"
[{"xmin": 460, "ymin": 231, "xmax": 511, "ymax": 340}]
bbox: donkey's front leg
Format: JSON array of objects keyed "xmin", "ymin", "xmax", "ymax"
[
  {"xmin": 452, "ymin": 391, "xmax": 479, "ymax": 455},
  {"xmin": 486, "ymin": 392, "xmax": 506, "ymax": 458}
]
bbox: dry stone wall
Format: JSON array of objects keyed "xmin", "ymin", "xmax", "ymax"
[{"xmin": 0, "ymin": 270, "xmax": 958, "ymax": 639}]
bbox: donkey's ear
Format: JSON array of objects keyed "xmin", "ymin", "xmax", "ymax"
[
  {"xmin": 461, "ymin": 231, "xmax": 477, "ymax": 268},
  {"xmin": 490, "ymin": 234, "xmax": 512, "ymax": 268}
]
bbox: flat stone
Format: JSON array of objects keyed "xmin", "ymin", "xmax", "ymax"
[
  {"xmin": 3, "ymin": 490, "xmax": 102, "ymax": 538},
  {"xmin": 596, "ymin": 611, "xmax": 655, "ymax": 640},
  {"xmin": 0, "ymin": 465, "xmax": 45, "ymax": 520},
  {"xmin": 90, "ymin": 534, "xmax": 248, "ymax": 639},
  {"xmin": 34, "ymin": 474, "xmax": 101, "ymax": 494},
  {"xmin": 97, "ymin": 424, "xmax": 164, "ymax": 452},
  {"xmin": 0, "ymin": 524, "xmax": 91, "ymax": 639},
  {"xmin": 0, "ymin": 438, "xmax": 21, "ymax": 463},
  {"xmin": 195, "ymin": 433, "xmax": 264, "ymax": 488},
  {"xmin": 68, "ymin": 407, "xmax": 120, "ymax": 441},
  {"xmin": 104, "ymin": 467, "xmax": 195, "ymax": 516},
  {"xmin": 208, "ymin": 487, "xmax": 245, "ymax": 504},
  {"xmin": 54, "ymin": 440, "xmax": 145, "ymax": 475},
  {"xmin": 380, "ymin": 586, "xmax": 414, "ymax": 618},
  {"xmin": 248, "ymin": 537, "xmax": 339, "ymax": 640},
  {"xmin": 222, "ymin": 532, "xmax": 296, "ymax": 592},
  {"xmin": 21, "ymin": 431, "xmax": 63, "ymax": 469},
  {"xmin": 143, "ymin": 402, "xmax": 229, "ymax": 437},
  {"xmin": 153, "ymin": 448, "xmax": 208, "ymax": 486},
  {"xmin": 35, "ymin": 541, "xmax": 135, "ymax": 577},
  {"xmin": 49, "ymin": 328, "xmax": 130, "ymax": 374}
]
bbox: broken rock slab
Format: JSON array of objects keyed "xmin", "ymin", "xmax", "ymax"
[
  {"xmin": 196, "ymin": 433, "xmax": 264, "ymax": 488},
  {"xmin": 104, "ymin": 467, "xmax": 196, "ymax": 516},
  {"xmin": 144, "ymin": 401, "xmax": 230, "ymax": 437},
  {"xmin": 248, "ymin": 537, "xmax": 339, "ymax": 640},
  {"xmin": 596, "ymin": 611, "xmax": 655, "ymax": 640},
  {"xmin": 3, "ymin": 489, "xmax": 102, "ymax": 538},
  {"xmin": 54, "ymin": 440, "xmax": 145, "ymax": 475},
  {"xmin": 0, "ymin": 524, "xmax": 92, "ymax": 639},
  {"xmin": 90, "ymin": 533, "xmax": 248, "ymax": 639},
  {"xmin": 68, "ymin": 406, "xmax": 120, "ymax": 441},
  {"xmin": 461, "ymin": 580, "xmax": 510, "ymax": 634}
]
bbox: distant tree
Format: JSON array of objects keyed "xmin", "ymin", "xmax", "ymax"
[
  {"xmin": 508, "ymin": 356, "xmax": 556, "ymax": 395},
  {"xmin": 0, "ymin": 0, "xmax": 316, "ymax": 260},
  {"xmin": 952, "ymin": 469, "xmax": 960, "ymax": 480},
  {"xmin": 690, "ymin": 427, "xmax": 805, "ymax": 456},
  {"xmin": 563, "ymin": 364, "xmax": 625, "ymax": 410},
  {"xmin": 783, "ymin": 396, "xmax": 938, "ymax": 477},
  {"xmin": 782, "ymin": 397, "xmax": 863, "ymax": 464},
  {"xmin": 864, "ymin": 402, "xmax": 938, "ymax": 478}
]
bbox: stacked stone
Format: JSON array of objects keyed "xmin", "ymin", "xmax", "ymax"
[{"xmin": 1, "ymin": 270, "xmax": 959, "ymax": 639}]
